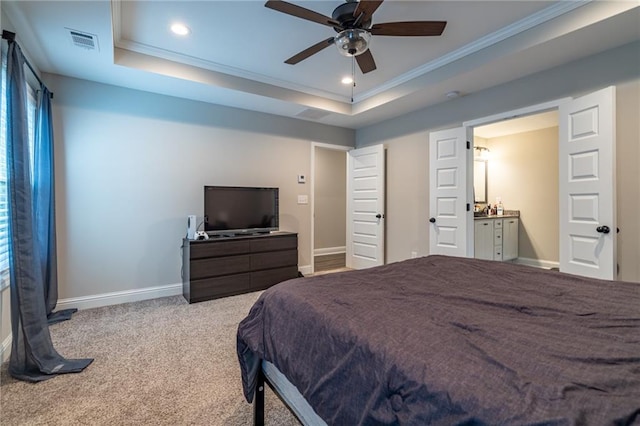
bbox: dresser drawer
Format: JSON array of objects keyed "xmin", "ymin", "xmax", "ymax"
[
  {"xmin": 190, "ymin": 273, "xmax": 252, "ymax": 302},
  {"xmin": 251, "ymin": 266, "xmax": 299, "ymax": 291},
  {"xmin": 251, "ymin": 235, "xmax": 297, "ymax": 252},
  {"xmin": 190, "ymin": 255, "xmax": 251, "ymax": 279},
  {"xmin": 190, "ymin": 240, "xmax": 250, "ymax": 259},
  {"xmin": 251, "ymin": 250, "xmax": 297, "ymax": 270}
]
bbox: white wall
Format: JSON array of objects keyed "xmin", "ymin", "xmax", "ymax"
[
  {"xmin": 356, "ymin": 41, "xmax": 640, "ymax": 283},
  {"xmin": 46, "ymin": 74, "xmax": 354, "ymax": 304}
]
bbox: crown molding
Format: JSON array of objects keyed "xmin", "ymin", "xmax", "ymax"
[
  {"xmin": 354, "ymin": 0, "xmax": 591, "ymax": 102},
  {"xmin": 110, "ymin": 1, "xmax": 350, "ymax": 104}
]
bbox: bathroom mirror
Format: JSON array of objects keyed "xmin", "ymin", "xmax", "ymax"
[{"xmin": 474, "ymin": 159, "xmax": 487, "ymax": 203}]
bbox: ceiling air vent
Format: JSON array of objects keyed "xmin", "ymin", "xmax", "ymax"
[
  {"xmin": 296, "ymin": 108, "xmax": 331, "ymax": 120},
  {"xmin": 66, "ymin": 28, "xmax": 99, "ymax": 52}
]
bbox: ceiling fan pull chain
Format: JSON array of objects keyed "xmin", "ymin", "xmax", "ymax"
[{"xmin": 351, "ymin": 55, "xmax": 356, "ymax": 103}]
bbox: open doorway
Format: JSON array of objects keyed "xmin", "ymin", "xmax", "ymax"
[
  {"xmin": 311, "ymin": 143, "xmax": 349, "ymax": 275},
  {"xmin": 473, "ymin": 110, "xmax": 560, "ymax": 269},
  {"xmin": 431, "ymin": 87, "xmax": 616, "ymax": 279}
]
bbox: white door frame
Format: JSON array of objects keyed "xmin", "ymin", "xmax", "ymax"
[
  {"xmin": 463, "ymin": 98, "xmax": 571, "ymax": 129},
  {"xmin": 310, "ymin": 142, "xmax": 351, "ymax": 276},
  {"xmin": 463, "ymin": 94, "xmax": 617, "ymax": 278},
  {"xmin": 463, "ymin": 99, "xmax": 569, "ymax": 264}
]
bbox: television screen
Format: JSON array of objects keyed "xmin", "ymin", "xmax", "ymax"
[{"xmin": 204, "ymin": 186, "xmax": 279, "ymax": 235}]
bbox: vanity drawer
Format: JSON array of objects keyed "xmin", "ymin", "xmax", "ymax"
[
  {"xmin": 494, "ymin": 246, "xmax": 503, "ymax": 261},
  {"xmin": 494, "ymin": 229, "xmax": 503, "ymax": 246},
  {"xmin": 494, "ymin": 219, "xmax": 503, "ymax": 228}
]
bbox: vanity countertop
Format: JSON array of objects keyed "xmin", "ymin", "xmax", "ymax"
[{"xmin": 474, "ymin": 210, "xmax": 520, "ymax": 220}]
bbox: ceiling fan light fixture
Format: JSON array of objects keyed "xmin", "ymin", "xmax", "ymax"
[
  {"xmin": 341, "ymin": 76, "xmax": 354, "ymax": 85},
  {"xmin": 335, "ymin": 29, "xmax": 370, "ymax": 57}
]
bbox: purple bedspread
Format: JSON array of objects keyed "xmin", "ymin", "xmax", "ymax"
[{"xmin": 237, "ymin": 255, "xmax": 640, "ymax": 425}]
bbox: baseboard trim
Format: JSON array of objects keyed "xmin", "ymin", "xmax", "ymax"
[
  {"xmin": 298, "ymin": 265, "xmax": 312, "ymax": 276},
  {"xmin": 1, "ymin": 333, "xmax": 11, "ymax": 363},
  {"xmin": 513, "ymin": 257, "xmax": 559, "ymax": 270},
  {"xmin": 57, "ymin": 283, "xmax": 183, "ymax": 311},
  {"xmin": 314, "ymin": 246, "xmax": 346, "ymax": 256}
]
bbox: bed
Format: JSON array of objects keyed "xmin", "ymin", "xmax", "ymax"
[{"xmin": 237, "ymin": 255, "xmax": 640, "ymax": 425}]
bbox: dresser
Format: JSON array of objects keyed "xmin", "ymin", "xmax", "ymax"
[{"xmin": 181, "ymin": 232, "xmax": 298, "ymax": 303}]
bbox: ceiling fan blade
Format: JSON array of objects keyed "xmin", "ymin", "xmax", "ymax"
[
  {"xmin": 353, "ymin": 0, "xmax": 384, "ymax": 24},
  {"xmin": 371, "ymin": 21, "xmax": 447, "ymax": 36},
  {"xmin": 265, "ymin": 1, "xmax": 340, "ymax": 28},
  {"xmin": 285, "ymin": 37, "xmax": 336, "ymax": 65},
  {"xmin": 356, "ymin": 49, "xmax": 377, "ymax": 74}
]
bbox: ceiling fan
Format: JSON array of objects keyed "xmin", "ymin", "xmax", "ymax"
[{"xmin": 265, "ymin": 0, "xmax": 447, "ymax": 74}]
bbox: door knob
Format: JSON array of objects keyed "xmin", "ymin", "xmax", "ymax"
[
  {"xmin": 429, "ymin": 217, "xmax": 436, "ymax": 223},
  {"xmin": 596, "ymin": 225, "xmax": 610, "ymax": 234},
  {"xmin": 375, "ymin": 213, "xmax": 382, "ymax": 219}
]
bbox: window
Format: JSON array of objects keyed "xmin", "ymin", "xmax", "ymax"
[{"xmin": 0, "ymin": 52, "xmax": 38, "ymax": 290}]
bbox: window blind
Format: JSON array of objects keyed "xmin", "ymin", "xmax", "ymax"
[{"xmin": 0, "ymin": 53, "xmax": 38, "ymax": 291}]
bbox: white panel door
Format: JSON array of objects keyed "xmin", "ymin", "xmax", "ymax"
[
  {"xmin": 346, "ymin": 145, "xmax": 385, "ymax": 270},
  {"xmin": 559, "ymin": 86, "xmax": 616, "ymax": 280},
  {"xmin": 429, "ymin": 127, "xmax": 473, "ymax": 257}
]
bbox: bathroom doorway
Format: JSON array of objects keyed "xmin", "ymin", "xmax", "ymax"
[
  {"xmin": 311, "ymin": 143, "xmax": 349, "ymax": 275},
  {"xmin": 473, "ymin": 111, "xmax": 560, "ymax": 268}
]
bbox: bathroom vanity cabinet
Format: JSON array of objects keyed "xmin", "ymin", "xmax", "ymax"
[{"xmin": 474, "ymin": 216, "xmax": 519, "ymax": 261}]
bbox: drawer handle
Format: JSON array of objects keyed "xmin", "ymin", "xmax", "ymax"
[{"xmin": 483, "ymin": 223, "xmax": 488, "ymax": 226}]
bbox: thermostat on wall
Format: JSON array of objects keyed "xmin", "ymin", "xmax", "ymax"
[{"xmin": 297, "ymin": 174, "xmax": 306, "ymax": 184}]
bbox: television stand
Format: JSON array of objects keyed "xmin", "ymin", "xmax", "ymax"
[{"xmin": 181, "ymin": 231, "xmax": 298, "ymax": 303}]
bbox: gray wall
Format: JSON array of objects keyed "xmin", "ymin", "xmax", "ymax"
[
  {"xmin": 314, "ymin": 147, "xmax": 346, "ymax": 251},
  {"xmin": 46, "ymin": 74, "xmax": 354, "ymax": 300},
  {"xmin": 356, "ymin": 41, "xmax": 640, "ymax": 283}
]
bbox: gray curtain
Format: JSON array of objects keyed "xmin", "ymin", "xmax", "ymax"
[
  {"xmin": 6, "ymin": 41, "xmax": 92, "ymax": 382},
  {"xmin": 34, "ymin": 79, "xmax": 75, "ymax": 324},
  {"xmin": 34, "ymin": 84, "xmax": 58, "ymax": 316}
]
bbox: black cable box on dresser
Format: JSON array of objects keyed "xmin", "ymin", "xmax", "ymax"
[{"xmin": 181, "ymin": 231, "xmax": 298, "ymax": 303}]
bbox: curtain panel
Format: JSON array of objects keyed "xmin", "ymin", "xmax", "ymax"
[{"xmin": 6, "ymin": 41, "xmax": 92, "ymax": 382}]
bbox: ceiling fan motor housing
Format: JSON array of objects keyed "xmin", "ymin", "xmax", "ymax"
[{"xmin": 332, "ymin": 2, "xmax": 372, "ymax": 32}]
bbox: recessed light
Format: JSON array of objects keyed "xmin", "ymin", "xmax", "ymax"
[
  {"xmin": 170, "ymin": 23, "xmax": 190, "ymax": 36},
  {"xmin": 446, "ymin": 90, "xmax": 461, "ymax": 99},
  {"xmin": 341, "ymin": 76, "xmax": 354, "ymax": 85}
]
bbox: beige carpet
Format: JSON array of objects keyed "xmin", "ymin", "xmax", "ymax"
[{"xmin": 0, "ymin": 292, "xmax": 300, "ymax": 425}]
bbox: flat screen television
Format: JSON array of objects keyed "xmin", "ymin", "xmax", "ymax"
[{"xmin": 204, "ymin": 186, "xmax": 279, "ymax": 236}]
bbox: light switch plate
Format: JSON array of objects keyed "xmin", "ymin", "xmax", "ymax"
[
  {"xmin": 297, "ymin": 195, "xmax": 309, "ymax": 205},
  {"xmin": 297, "ymin": 174, "xmax": 306, "ymax": 184}
]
